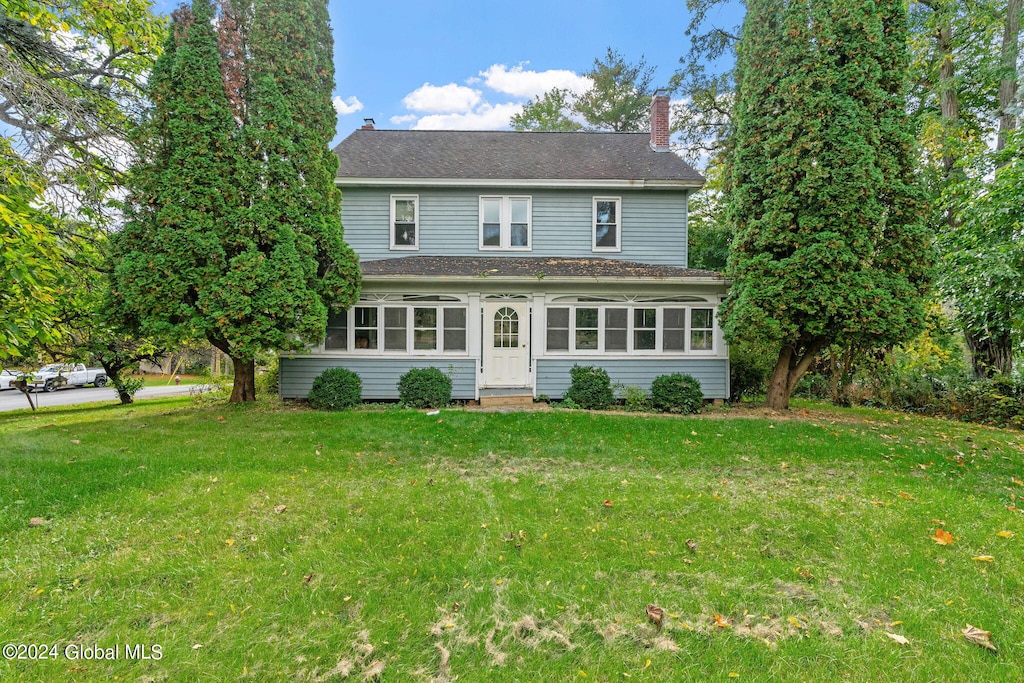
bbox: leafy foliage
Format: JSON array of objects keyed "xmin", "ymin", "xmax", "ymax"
[
  {"xmin": 0, "ymin": 140, "xmax": 62, "ymax": 359},
  {"xmin": 565, "ymin": 365, "xmax": 614, "ymax": 410},
  {"xmin": 111, "ymin": 0, "xmax": 360, "ymax": 403},
  {"xmin": 511, "ymin": 48, "xmax": 655, "ymax": 132},
  {"xmin": 397, "ymin": 367, "xmax": 452, "ymax": 409},
  {"xmin": 308, "ymin": 367, "xmax": 362, "ymax": 410},
  {"xmin": 720, "ymin": 0, "xmax": 934, "ymax": 410},
  {"xmin": 938, "ymin": 129, "xmax": 1024, "ymax": 377},
  {"xmin": 650, "ymin": 373, "xmax": 704, "ymax": 414}
]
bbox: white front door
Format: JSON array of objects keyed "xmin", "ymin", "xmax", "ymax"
[{"xmin": 483, "ymin": 301, "xmax": 530, "ymax": 387}]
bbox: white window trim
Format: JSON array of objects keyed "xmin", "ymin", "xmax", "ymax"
[
  {"xmin": 390, "ymin": 194, "xmax": 419, "ymax": 251},
  {"xmin": 321, "ymin": 304, "xmax": 470, "ymax": 356},
  {"xmin": 542, "ymin": 304, "xmax": 717, "ymax": 356},
  {"xmin": 592, "ymin": 196, "xmax": 622, "ymax": 253},
  {"xmin": 479, "ymin": 195, "xmax": 532, "ymax": 251}
]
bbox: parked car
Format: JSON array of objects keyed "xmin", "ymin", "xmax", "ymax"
[
  {"xmin": 23, "ymin": 363, "xmax": 108, "ymax": 392},
  {"xmin": 0, "ymin": 369, "xmax": 20, "ymax": 390}
]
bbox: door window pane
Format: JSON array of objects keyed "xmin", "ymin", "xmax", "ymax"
[
  {"xmin": 494, "ymin": 307, "xmax": 519, "ymax": 348},
  {"xmin": 663, "ymin": 308, "xmax": 686, "ymax": 351},
  {"xmin": 354, "ymin": 307, "xmax": 378, "ymax": 349},
  {"xmin": 546, "ymin": 307, "xmax": 569, "ymax": 351},
  {"xmin": 634, "ymin": 308, "xmax": 656, "ymax": 350},
  {"xmin": 443, "ymin": 308, "xmax": 467, "ymax": 351},
  {"xmin": 575, "ymin": 307, "xmax": 599, "ymax": 350},
  {"xmin": 605, "ymin": 308, "xmax": 628, "ymax": 351},
  {"xmin": 384, "ymin": 307, "xmax": 407, "ymax": 351}
]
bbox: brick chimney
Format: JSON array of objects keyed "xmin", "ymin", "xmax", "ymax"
[
  {"xmin": 361, "ymin": 118, "xmax": 375, "ymax": 130},
  {"xmin": 650, "ymin": 89, "xmax": 670, "ymax": 152}
]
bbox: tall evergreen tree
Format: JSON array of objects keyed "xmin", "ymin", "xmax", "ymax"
[
  {"xmin": 111, "ymin": 0, "xmax": 359, "ymax": 402},
  {"xmin": 719, "ymin": 0, "xmax": 934, "ymax": 410}
]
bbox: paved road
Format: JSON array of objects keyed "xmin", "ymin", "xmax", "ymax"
[{"xmin": 0, "ymin": 383, "xmax": 208, "ymax": 412}]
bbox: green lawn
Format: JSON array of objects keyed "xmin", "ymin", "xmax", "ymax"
[{"xmin": 1, "ymin": 399, "xmax": 1022, "ymax": 681}]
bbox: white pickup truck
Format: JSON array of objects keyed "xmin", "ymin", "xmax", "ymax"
[{"xmin": 24, "ymin": 363, "xmax": 108, "ymax": 392}]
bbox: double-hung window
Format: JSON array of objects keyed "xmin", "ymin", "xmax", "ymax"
[
  {"xmin": 390, "ymin": 195, "xmax": 418, "ymax": 250},
  {"xmin": 593, "ymin": 197, "xmax": 621, "ymax": 252},
  {"xmin": 480, "ymin": 196, "xmax": 531, "ymax": 250}
]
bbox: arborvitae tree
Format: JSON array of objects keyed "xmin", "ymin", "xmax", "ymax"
[
  {"xmin": 719, "ymin": 0, "xmax": 934, "ymax": 410},
  {"xmin": 111, "ymin": 0, "xmax": 359, "ymax": 402}
]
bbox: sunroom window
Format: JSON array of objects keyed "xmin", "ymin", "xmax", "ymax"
[
  {"xmin": 543, "ymin": 304, "xmax": 716, "ymax": 354},
  {"xmin": 326, "ymin": 304, "xmax": 468, "ymax": 354}
]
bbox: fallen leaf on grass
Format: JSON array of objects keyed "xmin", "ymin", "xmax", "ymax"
[
  {"xmin": 646, "ymin": 604, "xmax": 664, "ymax": 629},
  {"xmin": 714, "ymin": 614, "xmax": 731, "ymax": 628},
  {"xmin": 972, "ymin": 555, "xmax": 994, "ymax": 562},
  {"xmin": 603, "ymin": 500, "xmax": 613, "ymax": 507},
  {"xmin": 898, "ymin": 491, "xmax": 916, "ymax": 500},
  {"xmin": 1012, "ymin": 477, "xmax": 1024, "ymax": 487},
  {"xmin": 886, "ymin": 632, "xmax": 910, "ymax": 645},
  {"xmin": 787, "ymin": 616, "xmax": 804, "ymax": 629},
  {"xmin": 70, "ymin": 439, "xmax": 81, "ymax": 445},
  {"xmin": 932, "ymin": 528, "xmax": 954, "ymax": 545},
  {"xmin": 962, "ymin": 624, "xmax": 996, "ymax": 652},
  {"xmin": 224, "ymin": 539, "xmax": 235, "ymax": 547},
  {"xmin": 28, "ymin": 517, "xmax": 48, "ymax": 527},
  {"xmin": 273, "ymin": 505, "xmax": 287, "ymax": 514},
  {"xmin": 685, "ymin": 539, "xmax": 697, "ymax": 553},
  {"xmin": 996, "ymin": 531, "xmax": 1014, "ymax": 539}
]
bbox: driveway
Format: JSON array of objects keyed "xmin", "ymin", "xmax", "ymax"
[{"xmin": 0, "ymin": 383, "xmax": 208, "ymax": 412}]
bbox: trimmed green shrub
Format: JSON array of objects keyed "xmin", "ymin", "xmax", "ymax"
[
  {"xmin": 397, "ymin": 367, "xmax": 452, "ymax": 408},
  {"xmin": 308, "ymin": 367, "xmax": 362, "ymax": 410},
  {"xmin": 565, "ymin": 365, "xmax": 614, "ymax": 410},
  {"xmin": 650, "ymin": 373, "xmax": 704, "ymax": 413}
]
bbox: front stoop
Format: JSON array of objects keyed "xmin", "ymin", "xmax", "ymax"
[{"xmin": 479, "ymin": 393, "xmax": 535, "ymax": 408}]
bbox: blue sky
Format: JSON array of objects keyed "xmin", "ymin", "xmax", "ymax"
[{"xmin": 152, "ymin": 1, "xmax": 744, "ymax": 144}]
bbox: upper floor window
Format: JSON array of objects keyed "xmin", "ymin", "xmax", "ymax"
[
  {"xmin": 593, "ymin": 197, "xmax": 621, "ymax": 252},
  {"xmin": 390, "ymin": 195, "xmax": 418, "ymax": 250},
  {"xmin": 480, "ymin": 196, "xmax": 531, "ymax": 250}
]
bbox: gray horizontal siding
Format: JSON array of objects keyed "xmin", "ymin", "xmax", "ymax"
[
  {"xmin": 536, "ymin": 358, "xmax": 728, "ymax": 400},
  {"xmin": 341, "ymin": 187, "xmax": 688, "ymax": 266},
  {"xmin": 279, "ymin": 357, "xmax": 477, "ymax": 400}
]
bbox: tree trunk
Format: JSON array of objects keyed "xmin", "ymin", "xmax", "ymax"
[
  {"xmin": 13, "ymin": 379, "xmax": 36, "ymax": 411},
  {"xmin": 996, "ymin": 0, "xmax": 1021, "ymax": 153},
  {"xmin": 965, "ymin": 329, "xmax": 1014, "ymax": 378},
  {"xmin": 764, "ymin": 340, "xmax": 827, "ymax": 411},
  {"xmin": 229, "ymin": 356, "xmax": 256, "ymax": 402},
  {"xmin": 765, "ymin": 346, "xmax": 794, "ymax": 410}
]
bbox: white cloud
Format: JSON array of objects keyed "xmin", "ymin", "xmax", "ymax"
[
  {"xmin": 389, "ymin": 114, "xmax": 418, "ymax": 125},
  {"xmin": 411, "ymin": 103, "xmax": 524, "ymax": 131},
  {"xmin": 403, "ymin": 83, "xmax": 481, "ymax": 113},
  {"xmin": 333, "ymin": 95, "xmax": 364, "ymax": 115},
  {"xmin": 479, "ymin": 63, "xmax": 592, "ymax": 99}
]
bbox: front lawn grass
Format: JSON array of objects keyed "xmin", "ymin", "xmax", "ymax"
[{"xmin": 1, "ymin": 400, "xmax": 1022, "ymax": 681}]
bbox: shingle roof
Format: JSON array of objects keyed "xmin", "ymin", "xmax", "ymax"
[
  {"xmin": 334, "ymin": 130, "xmax": 704, "ymax": 185},
  {"xmin": 360, "ymin": 256, "xmax": 723, "ymax": 281}
]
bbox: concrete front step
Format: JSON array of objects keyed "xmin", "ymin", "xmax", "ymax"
[{"xmin": 479, "ymin": 393, "xmax": 535, "ymax": 408}]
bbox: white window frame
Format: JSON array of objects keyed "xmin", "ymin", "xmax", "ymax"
[
  {"xmin": 479, "ymin": 195, "xmax": 532, "ymax": 251},
  {"xmin": 542, "ymin": 304, "xmax": 717, "ymax": 356},
  {"xmin": 322, "ymin": 304, "xmax": 469, "ymax": 356},
  {"xmin": 390, "ymin": 194, "xmax": 419, "ymax": 251},
  {"xmin": 592, "ymin": 196, "xmax": 622, "ymax": 253}
]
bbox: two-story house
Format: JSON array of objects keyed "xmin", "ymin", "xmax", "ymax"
[{"xmin": 278, "ymin": 92, "xmax": 730, "ymax": 403}]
